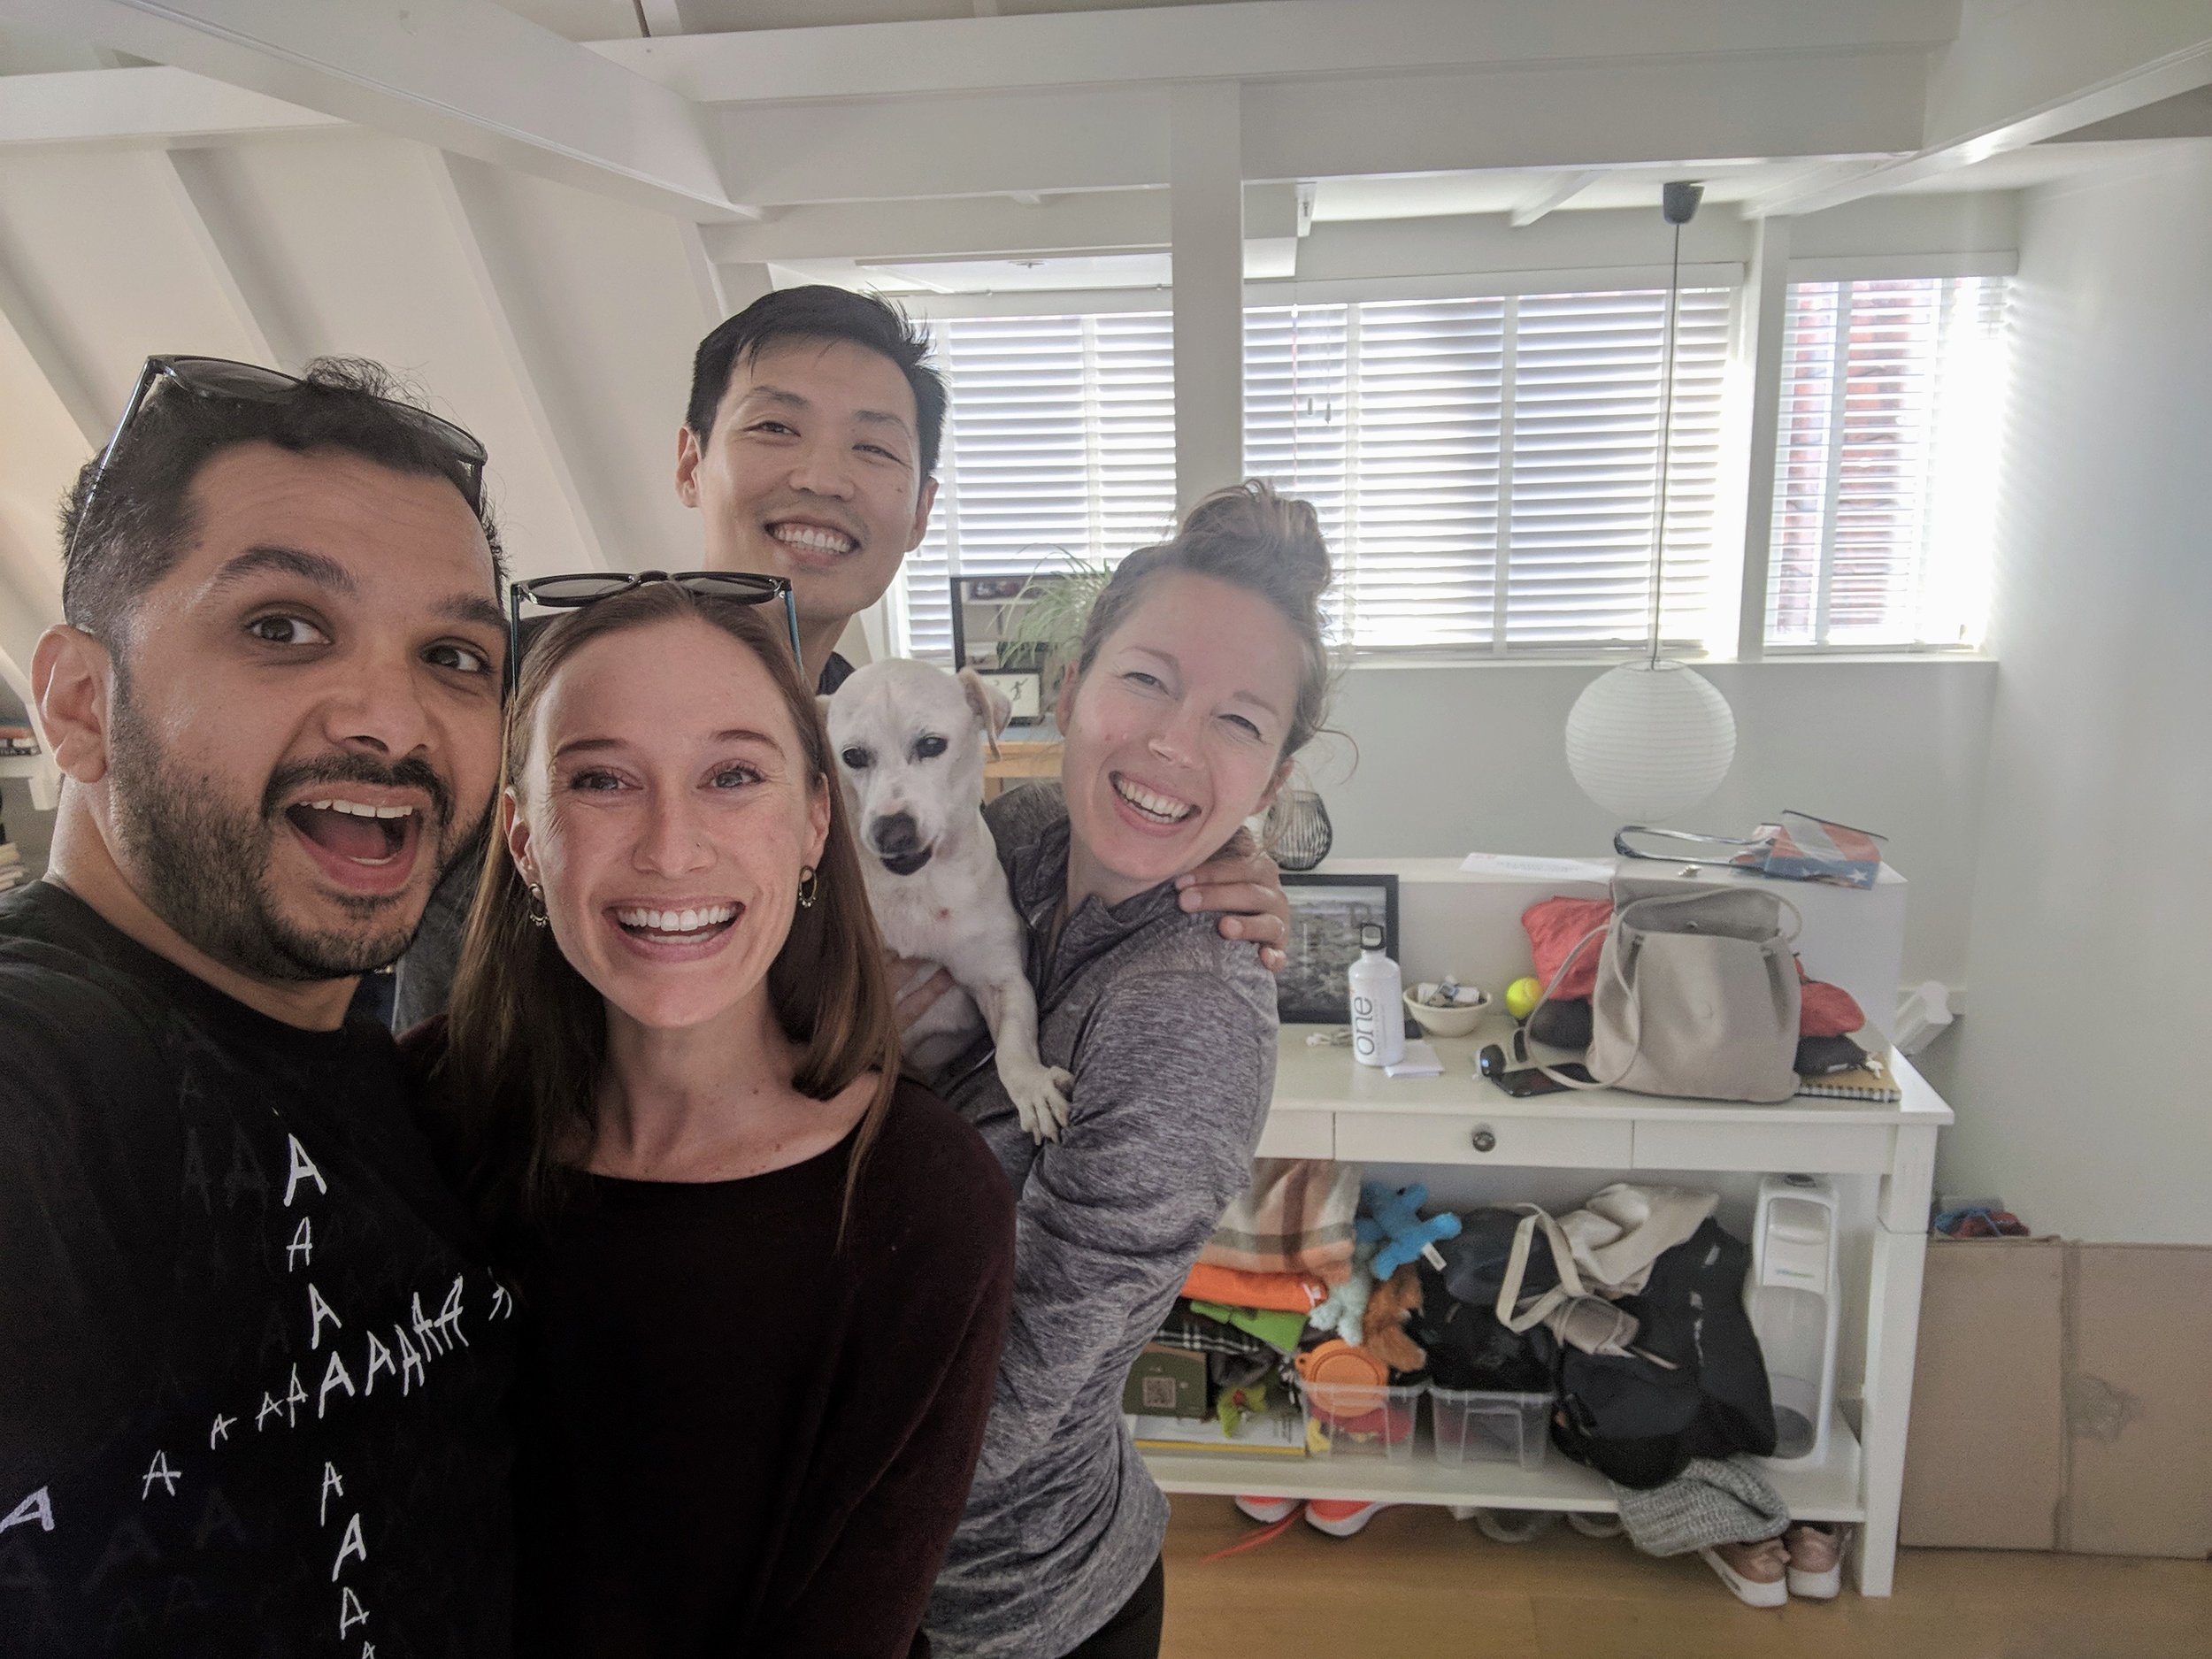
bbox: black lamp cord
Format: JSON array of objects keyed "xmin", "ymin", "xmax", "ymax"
[{"xmin": 1648, "ymin": 217, "xmax": 1683, "ymax": 670}]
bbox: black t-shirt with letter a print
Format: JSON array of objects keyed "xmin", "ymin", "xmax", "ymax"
[{"xmin": 0, "ymin": 881, "xmax": 516, "ymax": 1658}]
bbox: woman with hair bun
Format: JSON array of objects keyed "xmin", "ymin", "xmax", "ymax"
[{"xmin": 926, "ymin": 481, "xmax": 1336, "ymax": 1659}]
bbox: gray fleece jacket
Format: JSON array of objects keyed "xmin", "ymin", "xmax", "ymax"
[{"xmin": 924, "ymin": 787, "xmax": 1278, "ymax": 1659}]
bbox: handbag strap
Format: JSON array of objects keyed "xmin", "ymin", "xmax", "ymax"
[
  {"xmin": 1614, "ymin": 825, "xmax": 1770, "ymax": 866},
  {"xmin": 1526, "ymin": 918, "xmax": 1643, "ymax": 1093},
  {"xmin": 1495, "ymin": 1204, "xmax": 1588, "ymax": 1333},
  {"xmin": 1614, "ymin": 884, "xmax": 1808, "ymax": 952}
]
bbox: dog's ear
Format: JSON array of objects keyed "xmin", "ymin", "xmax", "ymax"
[
  {"xmin": 956, "ymin": 667, "xmax": 1014, "ymax": 739},
  {"xmin": 816, "ymin": 693, "xmax": 834, "ymax": 727}
]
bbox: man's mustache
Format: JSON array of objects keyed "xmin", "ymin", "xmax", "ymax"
[{"xmin": 261, "ymin": 753, "xmax": 456, "ymax": 836}]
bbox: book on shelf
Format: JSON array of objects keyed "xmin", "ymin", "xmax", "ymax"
[
  {"xmin": 1127, "ymin": 1407, "xmax": 1309, "ymax": 1457},
  {"xmin": 1795, "ymin": 1040, "xmax": 1902, "ymax": 1102},
  {"xmin": 0, "ymin": 725, "xmax": 39, "ymax": 757}
]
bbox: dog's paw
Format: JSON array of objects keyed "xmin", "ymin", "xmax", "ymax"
[{"xmin": 1002, "ymin": 1064, "xmax": 1075, "ymax": 1144}]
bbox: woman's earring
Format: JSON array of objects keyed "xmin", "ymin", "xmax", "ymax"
[
  {"xmin": 796, "ymin": 866, "xmax": 819, "ymax": 910},
  {"xmin": 526, "ymin": 883, "xmax": 549, "ymax": 928}
]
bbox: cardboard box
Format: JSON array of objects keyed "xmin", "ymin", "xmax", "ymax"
[
  {"xmin": 1901, "ymin": 1239, "xmax": 2212, "ymax": 1559},
  {"xmin": 2063, "ymin": 1244, "xmax": 2212, "ymax": 1557},
  {"xmin": 1121, "ymin": 1343, "xmax": 1208, "ymax": 1421}
]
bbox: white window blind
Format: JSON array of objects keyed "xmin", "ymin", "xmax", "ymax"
[
  {"xmin": 1765, "ymin": 276, "xmax": 2010, "ymax": 649},
  {"xmin": 902, "ymin": 312, "xmax": 1175, "ymax": 659},
  {"xmin": 897, "ymin": 286, "xmax": 1732, "ymax": 658},
  {"xmin": 1244, "ymin": 288, "xmax": 1732, "ymax": 650}
]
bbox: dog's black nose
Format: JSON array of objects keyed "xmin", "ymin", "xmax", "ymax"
[{"xmin": 872, "ymin": 812, "xmax": 922, "ymax": 857}]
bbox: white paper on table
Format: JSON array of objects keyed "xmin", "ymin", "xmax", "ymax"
[
  {"xmin": 1385, "ymin": 1040, "xmax": 1444, "ymax": 1078},
  {"xmin": 1458, "ymin": 851, "xmax": 1616, "ymax": 884}
]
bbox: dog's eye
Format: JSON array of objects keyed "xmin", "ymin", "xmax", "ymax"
[
  {"xmin": 841, "ymin": 746, "xmax": 872, "ymax": 770},
  {"xmin": 913, "ymin": 734, "xmax": 949, "ymax": 761}
]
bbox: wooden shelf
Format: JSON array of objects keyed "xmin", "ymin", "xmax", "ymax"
[{"xmin": 1145, "ymin": 1405, "xmax": 1865, "ymax": 1523}]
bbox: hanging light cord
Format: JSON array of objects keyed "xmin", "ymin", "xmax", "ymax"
[{"xmin": 1648, "ymin": 216, "xmax": 1683, "ymax": 670}]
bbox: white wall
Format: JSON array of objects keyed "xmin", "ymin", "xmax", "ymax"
[
  {"xmin": 1308, "ymin": 658, "xmax": 1994, "ymax": 991},
  {"xmin": 1917, "ymin": 143, "xmax": 2212, "ymax": 1244}
]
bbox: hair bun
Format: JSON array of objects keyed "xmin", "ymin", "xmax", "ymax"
[{"xmin": 1179, "ymin": 479, "xmax": 1333, "ymax": 603}]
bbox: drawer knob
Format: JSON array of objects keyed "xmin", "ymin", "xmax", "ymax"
[{"xmin": 1471, "ymin": 1127, "xmax": 1497, "ymax": 1154}]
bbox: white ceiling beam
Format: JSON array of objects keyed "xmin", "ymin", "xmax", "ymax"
[
  {"xmin": 1509, "ymin": 170, "xmax": 1602, "ymax": 228},
  {"xmin": 1747, "ymin": 0, "xmax": 2212, "ymax": 216},
  {"xmin": 679, "ymin": 221, "xmax": 731, "ymax": 331},
  {"xmin": 593, "ymin": 0, "xmax": 1958, "ymax": 104},
  {"xmin": 713, "ymin": 50, "xmax": 1924, "ymax": 206},
  {"xmin": 690, "ymin": 188, "xmax": 1350, "ymax": 265},
  {"xmin": 427, "ymin": 150, "xmax": 610, "ymax": 569},
  {"xmin": 0, "ymin": 250, "xmax": 106, "ymax": 448},
  {"xmin": 0, "ymin": 0, "xmax": 761, "ymax": 222},
  {"xmin": 0, "ymin": 64, "xmax": 342, "ymax": 146},
  {"xmin": 157, "ymin": 148, "xmax": 305, "ymax": 371}
]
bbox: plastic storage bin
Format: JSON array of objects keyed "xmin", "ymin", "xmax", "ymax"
[
  {"xmin": 1429, "ymin": 1388, "xmax": 1553, "ymax": 1471},
  {"xmin": 1747, "ymin": 1172, "xmax": 1841, "ymax": 1464},
  {"xmin": 1299, "ymin": 1380, "xmax": 1423, "ymax": 1462}
]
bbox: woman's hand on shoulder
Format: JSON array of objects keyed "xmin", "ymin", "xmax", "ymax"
[{"xmin": 1174, "ymin": 828, "xmax": 1289, "ymax": 973}]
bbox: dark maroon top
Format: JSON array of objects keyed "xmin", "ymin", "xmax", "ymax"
[{"xmin": 406, "ymin": 1033, "xmax": 1014, "ymax": 1659}]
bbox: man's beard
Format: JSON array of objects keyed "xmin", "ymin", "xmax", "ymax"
[{"xmin": 105, "ymin": 679, "xmax": 480, "ymax": 985}]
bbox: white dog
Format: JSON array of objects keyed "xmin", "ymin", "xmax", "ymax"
[{"xmin": 826, "ymin": 658, "xmax": 1075, "ymax": 1143}]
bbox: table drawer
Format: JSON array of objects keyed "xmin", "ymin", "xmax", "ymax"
[
  {"xmin": 1255, "ymin": 1110, "xmax": 1333, "ymax": 1160},
  {"xmin": 1632, "ymin": 1118, "xmax": 1893, "ymax": 1174},
  {"xmin": 1336, "ymin": 1112, "xmax": 1633, "ymax": 1169}
]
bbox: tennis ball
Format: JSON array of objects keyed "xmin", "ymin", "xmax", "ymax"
[{"xmin": 1505, "ymin": 976, "xmax": 1544, "ymax": 1020}]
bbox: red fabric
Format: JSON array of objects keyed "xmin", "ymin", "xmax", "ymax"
[
  {"xmin": 1522, "ymin": 897, "xmax": 1616, "ymax": 1001},
  {"xmin": 1796, "ymin": 962, "xmax": 1865, "ymax": 1038},
  {"xmin": 1521, "ymin": 895, "xmax": 1866, "ymax": 1038}
]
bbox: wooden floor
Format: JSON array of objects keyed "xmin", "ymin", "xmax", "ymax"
[{"xmin": 1160, "ymin": 1497, "xmax": 2212, "ymax": 1659}]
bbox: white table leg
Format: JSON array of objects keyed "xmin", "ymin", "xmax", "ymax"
[{"xmin": 1855, "ymin": 1124, "xmax": 1937, "ymax": 1596}]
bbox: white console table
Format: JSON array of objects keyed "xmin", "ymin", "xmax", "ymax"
[{"xmin": 1142, "ymin": 1018, "xmax": 1953, "ymax": 1598}]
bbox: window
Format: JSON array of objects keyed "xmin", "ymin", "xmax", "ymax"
[
  {"xmin": 1246, "ymin": 289, "xmax": 1732, "ymax": 651},
  {"xmin": 900, "ymin": 312, "xmax": 1174, "ymax": 659},
  {"xmin": 896, "ymin": 285, "xmax": 1732, "ymax": 658},
  {"xmin": 1765, "ymin": 277, "xmax": 2009, "ymax": 649}
]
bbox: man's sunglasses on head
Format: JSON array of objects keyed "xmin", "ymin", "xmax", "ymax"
[
  {"xmin": 506, "ymin": 571, "xmax": 802, "ymax": 695},
  {"xmin": 67, "ymin": 356, "xmax": 489, "ymax": 565}
]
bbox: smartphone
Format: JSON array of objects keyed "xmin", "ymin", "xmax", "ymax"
[{"xmin": 1477, "ymin": 1042, "xmax": 1593, "ymax": 1096}]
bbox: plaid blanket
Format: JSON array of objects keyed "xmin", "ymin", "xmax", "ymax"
[{"xmin": 1198, "ymin": 1158, "xmax": 1360, "ymax": 1286}]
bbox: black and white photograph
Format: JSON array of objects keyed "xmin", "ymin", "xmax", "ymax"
[{"xmin": 1276, "ymin": 872, "xmax": 1399, "ymax": 1025}]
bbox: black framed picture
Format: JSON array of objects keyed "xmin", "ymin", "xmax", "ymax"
[
  {"xmin": 947, "ymin": 572, "xmax": 1077, "ymax": 726},
  {"xmin": 1278, "ymin": 872, "xmax": 1402, "ymax": 1026}
]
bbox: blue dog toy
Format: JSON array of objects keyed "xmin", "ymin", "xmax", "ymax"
[{"xmin": 1357, "ymin": 1181, "xmax": 1463, "ymax": 1279}]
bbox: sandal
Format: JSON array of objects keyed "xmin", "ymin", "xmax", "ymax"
[
  {"xmin": 1700, "ymin": 1539, "xmax": 1789, "ymax": 1609},
  {"xmin": 1785, "ymin": 1523, "xmax": 1847, "ymax": 1600}
]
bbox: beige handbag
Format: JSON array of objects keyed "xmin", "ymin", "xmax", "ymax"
[{"xmin": 1535, "ymin": 878, "xmax": 1802, "ymax": 1103}]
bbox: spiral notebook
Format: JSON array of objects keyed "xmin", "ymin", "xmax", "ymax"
[{"xmin": 1795, "ymin": 1042, "xmax": 1902, "ymax": 1102}]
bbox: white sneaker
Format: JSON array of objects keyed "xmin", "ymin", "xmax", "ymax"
[
  {"xmin": 1233, "ymin": 1495, "xmax": 1301, "ymax": 1525},
  {"xmin": 1785, "ymin": 1524, "xmax": 1847, "ymax": 1600},
  {"xmin": 1700, "ymin": 1543, "xmax": 1790, "ymax": 1609}
]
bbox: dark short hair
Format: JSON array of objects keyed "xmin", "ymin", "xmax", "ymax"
[
  {"xmin": 685, "ymin": 286, "xmax": 948, "ymax": 480},
  {"xmin": 58, "ymin": 356, "xmax": 505, "ymax": 643}
]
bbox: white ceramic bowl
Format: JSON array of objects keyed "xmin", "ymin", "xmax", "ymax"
[{"xmin": 1403, "ymin": 984, "xmax": 1492, "ymax": 1039}]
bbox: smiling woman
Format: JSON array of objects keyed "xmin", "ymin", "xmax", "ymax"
[
  {"xmin": 926, "ymin": 481, "xmax": 1336, "ymax": 1659},
  {"xmin": 412, "ymin": 582, "xmax": 1016, "ymax": 1659}
]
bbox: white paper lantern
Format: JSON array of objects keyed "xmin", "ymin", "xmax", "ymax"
[{"xmin": 1565, "ymin": 659, "xmax": 1736, "ymax": 820}]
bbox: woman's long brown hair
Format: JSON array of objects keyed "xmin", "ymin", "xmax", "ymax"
[{"xmin": 433, "ymin": 583, "xmax": 900, "ymax": 1240}]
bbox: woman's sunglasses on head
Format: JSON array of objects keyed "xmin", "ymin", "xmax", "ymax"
[{"xmin": 506, "ymin": 571, "xmax": 803, "ymax": 695}]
